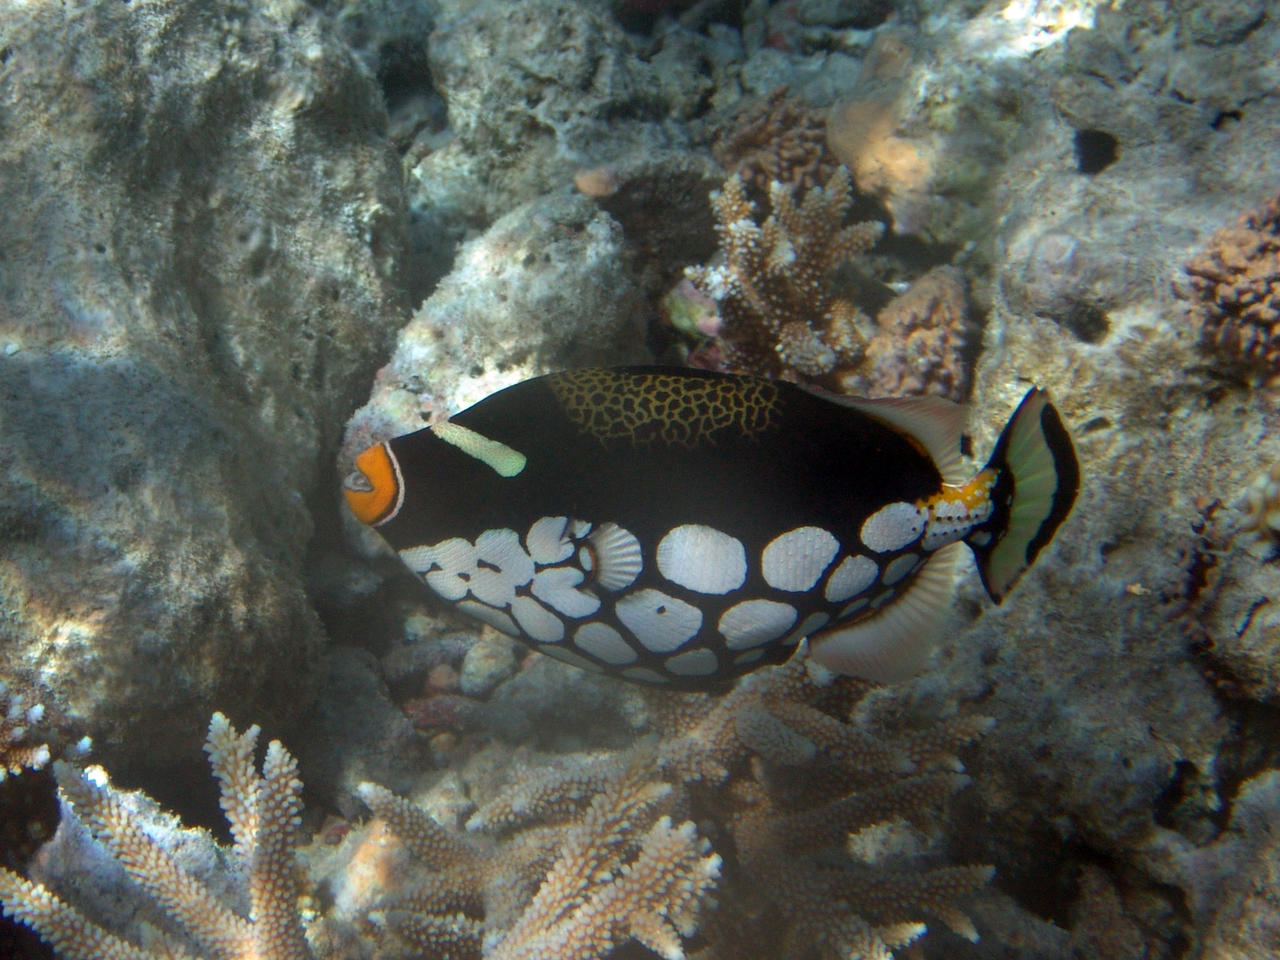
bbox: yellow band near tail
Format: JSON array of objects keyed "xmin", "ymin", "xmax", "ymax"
[{"xmin": 344, "ymin": 442, "xmax": 403, "ymax": 526}]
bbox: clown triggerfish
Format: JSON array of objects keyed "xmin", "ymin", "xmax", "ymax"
[{"xmin": 345, "ymin": 367, "xmax": 1078, "ymax": 689}]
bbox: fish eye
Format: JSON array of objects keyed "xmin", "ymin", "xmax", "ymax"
[{"xmin": 343, "ymin": 468, "xmax": 374, "ymax": 493}]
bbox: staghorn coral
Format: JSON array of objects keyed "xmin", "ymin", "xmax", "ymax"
[
  {"xmin": 684, "ymin": 167, "xmax": 884, "ymax": 382},
  {"xmin": 0, "ymin": 713, "xmax": 309, "ymax": 960},
  {"xmin": 1, "ymin": 662, "xmax": 990, "ymax": 960},
  {"xmin": 679, "ymin": 169, "xmax": 976, "ymax": 399},
  {"xmin": 463, "ymin": 654, "xmax": 994, "ymax": 960},
  {"xmin": 0, "ymin": 680, "xmax": 50, "ymax": 782},
  {"xmin": 711, "ymin": 87, "xmax": 839, "ymax": 209},
  {"xmin": 1178, "ymin": 189, "xmax": 1280, "ymax": 381},
  {"xmin": 356, "ymin": 761, "xmax": 720, "ymax": 960}
]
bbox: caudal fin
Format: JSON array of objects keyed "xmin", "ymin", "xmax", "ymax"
[{"xmin": 966, "ymin": 388, "xmax": 1079, "ymax": 603}]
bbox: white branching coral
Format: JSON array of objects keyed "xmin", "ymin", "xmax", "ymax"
[
  {"xmin": 0, "ymin": 713, "xmax": 309, "ymax": 960},
  {"xmin": 359, "ymin": 765, "xmax": 721, "ymax": 960},
  {"xmin": 462, "ymin": 654, "xmax": 993, "ymax": 960}
]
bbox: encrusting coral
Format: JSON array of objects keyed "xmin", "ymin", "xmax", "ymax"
[{"xmin": 1177, "ymin": 188, "xmax": 1280, "ymax": 383}]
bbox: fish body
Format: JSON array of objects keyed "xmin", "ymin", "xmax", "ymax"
[{"xmin": 345, "ymin": 367, "xmax": 1078, "ymax": 689}]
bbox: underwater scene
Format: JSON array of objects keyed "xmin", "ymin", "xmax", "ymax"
[{"xmin": 0, "ymin": 0, "xmax": 1277, "ymax": 957}]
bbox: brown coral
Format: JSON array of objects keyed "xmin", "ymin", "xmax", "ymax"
[
  {"xmin": 711, "ymin": 87, "xmax": 839, "ymax": 209},
  {"xmin": 1179, "ymin": 190, "xmax": 1280, "ymax": 380},
  {"xmin": 851, "ymin": 264, "xmax": 974, "ymax": 401}
]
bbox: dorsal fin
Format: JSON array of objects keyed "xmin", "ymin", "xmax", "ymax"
[{"xmin": 820, "ymin": 392, "xmax": 968, "ymax": 485}]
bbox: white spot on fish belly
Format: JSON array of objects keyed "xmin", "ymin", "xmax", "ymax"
[
  {"xmin": 403, "ymin": 539, "xmax": 476, "ymax": 602},
  {"xmin": 882, "ymin": 553, "xmax": 920, "ymax": 586},
  {"xmin": 526, "ymin": 516, "xmax": 572, "ymax": 564},
  {"xmin": 824, "ymin": 554, "xmax": 878, "ymax": 602},
  {"xmin": 839, "ymin": 596, "xmax": 870, "ymax": 619},
  {"xmin": 531, "ymin": 566, "xmax": 600, "ymax": 617},
  {"xmin": 615, "ymin": 588, "xmax": 702, "ymax": 653},
  {"xmin": 540, "ymin": 645, "xmax": 600, "ymax": 673},
  {"xmin": 573, "ymin": 622, "xmax": 637, "ymax": 665},
  {"xmin": 510, "ymin": 595, "xmax": 564, "ymax": 643},
  {"xmin": 761, "ymin": 526, "xmax": 839, "ymax": 592},
  {"xmin": 589, "ymin": 523, "xmax": 643, "ymax": 591},
  {"xmin": 468, "ymin": 529, "xmax": 534, "ymax": 607},
  {"xmin": 622, "ymin": 666, "xmax": 669, "ymax": 685},
  {"xmin": 860, "ymin": 502, "xmax": 926, "ymax": 553},
  {"xmin": 718, "ymin": 598, "xmax": 798, "ymax": 650},
  {"xmin": 657, "ymin": 524, "xmax": 747, "ymax": 594},
  {"xmin": 665, "ymin": 647, "xmax": 719, "ymax": 676},
  {"xmin": 456, "ymin": 600, "xmax": 518, "ymax": 637}
]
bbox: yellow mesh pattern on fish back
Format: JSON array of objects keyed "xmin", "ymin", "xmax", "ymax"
[{"xmin": 547, "ymin": 369, "xmax": 780, "ymax": 446}]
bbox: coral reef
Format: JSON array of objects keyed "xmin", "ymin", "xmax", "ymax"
[
  {"xmin": 1177, "ymin": 189, "xmax": 1280, "ymax": 383},
  {"xmin": 683, "ymin": 168, "xmax": 883, "ymax": 382},
  {"xmin": 680, "ymin": 169, "xmax": 975, "ymax": 399},
  {"xmin": 856, "ymin": 265, "xmax": 974, "ymax": 402},
  {"xmin": 1174, "ymin": 482, "xmax": 1280, "ymax": 704},
  {"xmin": 459, "ymin": 655, "xmax": 994, "ymax": 959},
  {"xmin": 340, "ymin": 191, "xmax": 649, "ymax": 475}
]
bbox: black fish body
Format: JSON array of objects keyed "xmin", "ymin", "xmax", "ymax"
[{"xmin": 345, "ymin": 367, "xmax": 1078, "ymax": 689}]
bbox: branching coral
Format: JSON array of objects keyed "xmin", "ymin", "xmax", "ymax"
[
  {"xmin": 680, "ymin": 168, "xmax": 976, "ymax": 399},
  {"xmin": 684, "ymin": 167, "xmax": 883, "ymax": 381},
  {"xmin": 1, "ymin": 663, "xmax": 991, "ymax": 960},
  {"xmin": 358, "ymin": 762, "xmax": 720, "ymax": 960},
  {"xmin": 1178, "ymin": 189, "xmax": 1280, "ymax": 382},
  {"xmin": 461, "ymin": 655, "xmax": 993, "ymax": 960},
  {"xmin": 0, "ymin": 713, "xmax": 309, "ymax": 960}
]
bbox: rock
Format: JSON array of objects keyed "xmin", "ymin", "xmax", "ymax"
[
  {"xmin": 341, "ymin": 189, "xmax": 648, "ymax": 472},
  {"xmin": 0, "ymin": 0, "xmax": 409, "ymax": 783}
]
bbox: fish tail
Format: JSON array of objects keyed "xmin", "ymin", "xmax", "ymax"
[{"xmin": 965, "ymin": 388, "xmax": 1079, "ymax": 603}]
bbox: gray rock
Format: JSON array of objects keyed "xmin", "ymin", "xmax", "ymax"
[
  {"xmin": 341, "ymin": 189, "xmax": 648, "ymax": 473},
  {"xmin": 0, "ymin": 0, "xmax": 408, "ymax": 779}
]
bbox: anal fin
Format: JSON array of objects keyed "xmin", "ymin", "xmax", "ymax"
[{"xmin": 808, "ymin": 542, "xmax": 963, "ymax": 682}]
